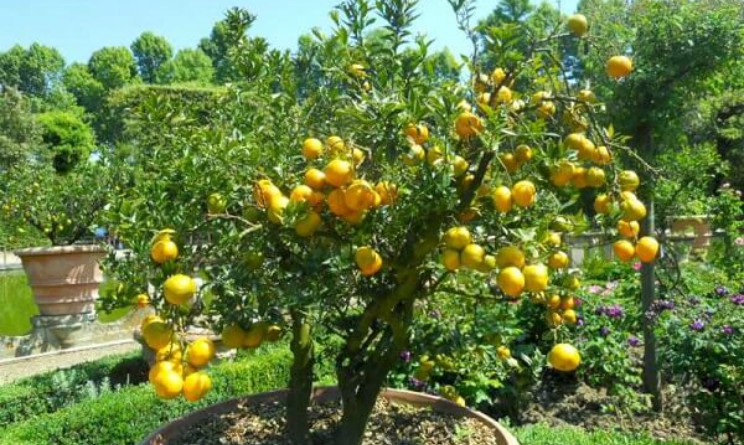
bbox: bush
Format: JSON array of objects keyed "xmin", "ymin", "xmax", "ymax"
[
  {"xmin": 35, "ymin": 110, "xmax": 95, "ymax": 173},
  {"xmin": 0, "ymin": 346, "xmax": 332, "ymax": 445}
]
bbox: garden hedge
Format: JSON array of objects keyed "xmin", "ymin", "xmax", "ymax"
[{"xmin": 0, "ymin": 346, "xmax": 333, "ymax": 445}]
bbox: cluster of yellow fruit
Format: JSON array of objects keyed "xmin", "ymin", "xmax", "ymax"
[
  {"xmin": 141, "ymin": 315, "xmax": 215, "ymax": 402},
  {"xmin": 219, "ymin": 321, "xmax": 283, "ymax": 349},
  {"xmin": 150, "ymin": 229, "xmax": 178, "ymax": 264}
]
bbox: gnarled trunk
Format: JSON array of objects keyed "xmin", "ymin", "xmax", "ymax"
[{"xmin": 287, "ymin": 311, "xmax": 315, "ymax": 445}]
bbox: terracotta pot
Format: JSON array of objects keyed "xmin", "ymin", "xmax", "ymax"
[
  {"xmin": 669, "ymin": 215, "xmax": 712, "ymax": 249},
  {"xmin": 15, "ymin": 245, "xmax": 106, "ymax": 316},
  {"xmin": 139, "ymin": 386, "xmax": 520, "ymax": 445}
]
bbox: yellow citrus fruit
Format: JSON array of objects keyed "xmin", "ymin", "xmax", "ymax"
[
  {"xmin": 426, "ymin": 146, "xmax": 444, "ymax": 166},
  {"xmin": 618, "ymin": 170, "xmax": 640, "ymax": 191},
  {"xmin": 491, "ymin": 67, "xmax": 506, "ymax": 83},
  {"xmin": 523, "ymin": 263, "xmax": 549, "ymax": 292},
  {"xmin": 594, "ymin": 146, "xmax": 612, "ymax": 164},
  {"xmin": 572, "ymin": 167, "xmax": 588, "ymax": 189},
  {"xmin": 140, "ymin": 314, "xmax": 162, "ymax": 332},
  {"xmin": 186, "ymin": 338, "xmax": 215, "ymax": 368},
  {"xmin": 497, "ymin": 345, "xmax": 511, "ymax": 360},
  {"xmin": 153, "ymin": 369, "xmax": 184, "ymax": 399},
  {"xmin": 344, "ymin": 180, "xmax": 376, "ymax": 211},
  {"xmin": 586, "ymin": 167, "xmax": 606, "ymax": 188},
  {"xmin": 497, "ymin": 85, "xmax": 513, "ymax": 103},
  {"xmin": 547, "ymin": 251, "xmax": 570, "ymax": 269},
  {"xmin": 561, "ymin": 296, "xmax": 575, "ymax": 311},
  {"xmin": 577, "ymin": 89, "xmax": 596, "ymax": 103},
  {"xmin": 324, "ymin": 159, "xmax": 353, "ymax": 187},
  {"xmin": 547, "ymin": 294, "xmax": 561, "ymax": 309},
  {"xmin": 295, "ymin": 210, "xmax": 322, "ymax": 237},
  {"xmin": 405, "ymin": 123, "xmax": 429, "ymax": 145},
  {"xmin": 594, "ymin": 194, "xmax": 612, "ymax": 214},
  {"xmin": 547, "ymin": 311, "xmax": 563, "ymax": 327},
  {"xmin": 348, "ymin": 64, "xmax": 366, "ymax": 78},
  {"xmin": 305, "ymin": 168, "xmax": 326, "ymax": 190},
  {"xmin": 290, "ymin": 185, "xmax": 314, "ymax": 203},
  {"xmin": 496, "ymin": 246, "xmax": 525, "ymax": 269},
  {"xmin": 151, "ymin": 238, "xmax": 178, "ymax": 264},
  {"xmin": 267, "ymin": 194, "xmax": 289, "ymax": 224},
  {"xmin": 326, "ymin": 135, "xmax": 346, "ymax": 155},
  {"xmin": 636, "ymin": 236, "xmax": 659, "ymax": 263},
  {"xmin": 537, "ymin": 101, "xmax": 556, "ymax": 118},
  {"xmin": 455, "ymin": 112, "xmax": 484, "ymax": 138},
  {"xmin": 402, "ymin": 144, "xmax": 425, "ymax": 166},
  {"xmin": 221, "ymin": 324, "xmax": 246, "ymax": 349},
  {"xmin": 567, "ymin": 14, "xmax": 588, "ymax": 37},
  {"xmin": 613, "ymin": 240, "xmax": 636, "ymax": 262},
  {"xmin": 562, "ymin": 309, "xmax": 578, "ymax": 325},
  {"xmin": 243, "ymin": 323, "xmax": 266, "ymax": 349},
  {"xmin": 544, "ymin": 231, "xmax": 562, "ymax": 247},
  {"xmin": 443, "ymin": 226, "xmax": 472, "ymax": 250},
  {"xmin": 182, "ymin": 371, "xmax": 212, "ymax": 402},
  {"xmin": 325, "ymin": 188, "xmax": 349, "ymax": 217},
  {"xmin": 154, "ymin": 342, "xmax": 182, "ymax": 362},
  {"xmin": 453, "ymin": 155, "xmax": 469, "ymax": 176},
  {"xmin": 375, "ymin": 182, "xmax": 398, "ymax": 205},
  {"xmin": 143, "ymin": 321, "xmax": 174, "ymax": 350},
  {"xmin": 620, "ymin": 197, "xmax": 647, "ymax": 222},
  {"xmin": 441, "ymin": 249, "xmax": 461, "ymax": 271},
  {"xmin": 136, "ymin": 293, "xmax": 150, "ymax": 308},
  {"xmin": 265, "ymin": 325, "xmax": 283, "ymax": 342},
  {"xmin": 164, "ymin": 274, "xmax": 197, "ymax": 305},
  {"xmin": 491, "ymin": 186, "xmax": 512, "ymax": 212},
  {"xmin": 148, "ymin": 360, "xmax": 182, "ymax": 385},
  {"xmin": 551, "ymin": 160, "xmax": 576, "ymax": 187},
  {"xmin": 355, "ymin": 246, "xmax": 383, "ymax": 276},
  {"xmin": 302, "ymin": 138, "xmax": 324, "ymax": 160},
  {"xmin": 515, "ymin": 145, "xmax": 533, "ymax": 163},
  {"xmin": 564, "ymin": 133, "xmax": 586, "ymax": 150},
  {"xmin": 500, "ymin": 153, "xmax": 520, "ymax": 173},
  {"xmin": 481, "ymin": 254, "xmax": 497, "ymax": 272},
  {"xmin": 253, "ymin": 179, "xmax": 282, "ymax": 208},
  {"xmin": 352, "ymin": 148, "xmax": 365, "ymax": 166},
  {"xmin": 617, "ymin": 220, "xmax": 640, "ymax": 239},
  {"xmin": 460, "ymin": 244, "xmax": 486, "ymax": 269},
  {"xmin": 512, "ymin": 180, "xmax": 537, "ymax": 207},
  {"xmin": 498, "ymin": 266, "xmax": 525, "ymax": 298},
  {"xmin": 548, "ymin": 343, "xmax": 581, "ymax": 372},
  {"xmin": 606, "ymin": 56, "xmax": 633, "ymax": 79}
]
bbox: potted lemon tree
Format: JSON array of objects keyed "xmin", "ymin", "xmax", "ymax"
[
  {"xmin": 1, "ymin": 110, "xmax": 119, "ymax": 318},
  {"xmin": 101, "ymin": 3, "xmax": 657, "ymax": 445}
]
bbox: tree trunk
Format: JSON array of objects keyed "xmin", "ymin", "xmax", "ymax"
[
  {"xmin": 641, "ymin": 195, "xmax": 663, "ymax": 412},
  {"xmin": 287, "ymin": 311, "xmax": 315, "ymax": 445}
]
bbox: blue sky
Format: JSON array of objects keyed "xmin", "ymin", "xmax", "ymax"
[{"xmin": 0, "ymin": 0, "xmax": 578, "ymax": 64}]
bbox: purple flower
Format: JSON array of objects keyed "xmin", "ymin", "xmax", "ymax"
[
  {"xmin": 408, "ymin": 377, "xmax": 426, "ymax": 390},
  {"xmin": 627, "ymin": 335, "xmax": 640, "ymax": 347},
  {"xmin": 577, "ymin": 316, "xmax": 585, "ymax": 327},
  {"xmin": 690, "ymin": 319, "xmax": 705, "ymax": 331},
  {"xmin": 594, "ymin": 306, "xmax": 606, "ymax": 316},
  {"xmin": 399, "ymin": 350, "xmax": 412, "ymax": 363},
  {"xmin": 730, "ymin": 294, "xmax": 744, "ymax": 305},
  {"xmin": 722, "ymin": 325, "xmax": 735, "ymax": 336},
  {"xmin": 657, "ymin": 300, "xmax": 675, "ymax": 311},
  {"xmin": 606, "ymin": 304, "xmax": 625, "ymax": 318},
  {"xmin": 714, "ymin": 286, "xmax": 729, "ymax": 297},
  {"xmin": 574, "ymin": 297, "xmax": 583, "ymax": 308},
  {"xmin": 600, "ymin": 326, "xmax": 611, "ymax": 336}
]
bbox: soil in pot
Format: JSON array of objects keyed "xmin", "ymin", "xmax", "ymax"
[{"xmin": 168, "ymin": 397, "xmax": 500, "ymax": 445}]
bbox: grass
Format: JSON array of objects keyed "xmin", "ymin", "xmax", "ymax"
[
  {"xmin": 514, "ymin": 423, "xmax": 702, "ymax": 445},
  {"xmin": 0, "ymin": 271, "xmax": 130, "ymax": 336}
]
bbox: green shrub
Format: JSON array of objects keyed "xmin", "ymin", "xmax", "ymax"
[
  {"xmin": 0, "ymin": 346, "xmax": 331, "ymax": 445},
  {"xmin": 513, "ymin": 423, "xmax": 700, "ymax": 445},
  {"xmin": 35, "ymin": 110, "xmax": 95, "ymax": 173}
]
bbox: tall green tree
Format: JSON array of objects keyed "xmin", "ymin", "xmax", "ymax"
[
  {"xmin": 198, "ymin": 8, "xmax": 256, "ymax": 82},
  {"xmin": 88, "ymin": 46, "xmax": 138, "ymax": 90},
  {"xmin": 155, "ymin": 48, "xmax": 214, "ymax": 84},
  {"xmin": 0, "ymin": 87, "xmax": 38, "ymax": 170},
  {"xmin": 62, "ymin": 63, "xmax": 106, "ymax": 112},
  {"xmin": 131, "ymin": 32, "xmax": 173, "ymax": 83},
  {"xmin": 0, "ymin": 43, "xmax": 65, "ymax": 97},
  {"xmin": 578, "ymin": 0, "xmax": 744, "ymax": 411}
]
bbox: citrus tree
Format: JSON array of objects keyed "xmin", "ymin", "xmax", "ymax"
[{"xmin": 101, "ymin": 2, "xmax": 659, "ymax": 444}]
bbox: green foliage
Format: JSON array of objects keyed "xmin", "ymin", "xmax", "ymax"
[
  {"xmin": 0, "ymin": 272, "xmax": 37, "ymax": 336},
  {"xmin": 0, "ymin": 87, "xmax": 38, "ymax": 170},
  {"xmin": 513, "ymin": 423, "xmax": 699, "ymax": 445},
  {"xmin": 87, "ymin": 46, "xmax": 139, "ymax": 90},
  {"xmin": 155, "ymin": 48, "xmax": 214, "ymax": 85},
  {"xmin": 35, "ymin": 110, "xmax": 95, "ymax": 173},
  {"xmin": 62, "ymin": 63, "xmax": 106, "ymax": 112},
  {"xmin": 0, "ymin": 43, "xmax": 65, "ymax": 97},
  {"xmin": 198, "ymin": 7, "xmax": 257, "ymax": 83},
  {"xmin": 130, "ymin": 32, "xmax": 173, "ymax": 84}
]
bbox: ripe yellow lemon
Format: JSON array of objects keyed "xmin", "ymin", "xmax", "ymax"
[
  {"xmin": 355, "ymin": 246, "xmax": 383, "ymax": 276},
  {"xmin": 636, "ymin": 236, "xmax": 659, "ymax": 263},
  {"xmin": 572, "ymin": 167, "xmax": 588, "ymax": 189},
  {"xmin": 567, "ymin": 14, "xmax": 588, "ymax": 37},
  {"xmin": 441, "ymin": 249, "xmax": 461, "ymax": 271},
  {"xmin": 326, "ymin": 136, "xmax": 346, "ymax": 155},
  {"xmin": 143, "ymin": 321, "xmax": 174, "ymax": 350},
  {"xmin": 500, "ymin": 153, "xmax": 520, "ymax": 173},
  {"xmin": 253, "ymin": 179, "xmax": 282, "ymax": 208},
  {"xmin": 402, "ymin": 144, "xmax": 425, "ymax": 166},
  {"xmin": 512, "ymin": 180, "xmax": 536, "ymax": 207},
  {"xmin": 618, "ymin": 170, "xmax": 640, "ymax": 191},
  {"xmin": 515, "ymin": 145, "xmax": 533, "ymax": 163},
  {"xmin": 548, "ymin": 343, "xmax": 581, "ymax": 372},
  {"xmin": 325, "ymin": 159, "xmax": 353, "ymax": 187},
  {"xmin": 305, "ymin": 168, "xmax": 326, "ymax": 190},
  {"xmin": 594, "ymin": 194, "xmax": 612, "ymax": 214},
  {"xmin": 186, "ymin": 337, "xmax": 215, "ymax": 368},
  {"xmin": 182, "ymin": 372, "xmax": 212, "ymax": 402},
  {"xmin": 243, "ymin": 323, "xmax": 266, "ymax": 349},
  {"xmin": 154, "ymin": 369, "xmax": 184, "ymax": 399},
  {"xmin": 492, "ymin": 186, "xmax": 512, "ymax": 213},
  {"xmin": 460, "ymin": 244, "xmax": 486, "ymax": 269},
  {"xmin": 164, "ymin": 274, "xmax": 197, "ymax": 305},
  {"xmin": 563, "ymin": 309, "xmax": 578, "ymax": 324},
  {"xmin": 453, "ymin": 155, "xmax": 469, "ymax": 176},
  {"xmin": 547, "ymin": 294, "xmax": 562, "ymax": 309},
  {"xmin": 295, "ymin": 210, "xmax": 322, "ymax": 237},
  {"xmin": 375, "ymin": 181, "xmax": 398, "ymax": 205},
  {"xmin": 496, "ymin": 246, "xmax": 525, "ymax": 269},
  {"xmin": 302, "ymin": 138, "xmax": 324, "ymax": 160},
  {"xmin": 523, "ymin": 263, "xmax": 549, "ymax": 292},
  {"xmin": 547, "ymin": 251, "xmax": 570, "ymax": 269},
  {"xmin": 586, "ymin": 167, "xmax": 606, "ymax": 188},
  {"xmin": 221, "ymin": 324, "xmax": 246, "ymax": 349},
  {"xmin": 148, "ymin": 360, "xmax": 182, "ymax": 385},
  {"xmin": 594, "ymin": 146, "xmax": 612, "ymax": 164},
  {"xmin": 154, "ymin": 342, "xmax": 182, "ymax": 362},
  {"xmin": 606, "ymin": 56, "xmax": 633, "ymax": 79},
  {"xmin": 617, "ymin": 220, "xmax": 639, "ymax": 238},
  {"xmin": 327, "ymin": 188, "xmax": 351, "ymax": 217},
  {"xmin": 443, "ymin": 226, "xmax": 472, "ymax": 250},
  {"xmin": 290, "ymin": 185, "xmax": 314, "ymax": 203},
  {"xmin": 344, "ymin": 180, "xmax": 376, "ymax": 211},
  {"xmin": 151, "ymin": 238, "xmax": 178, "ymax": 264},
  {"xmin": 620, "ymin": 197, "xmax": 647, "ymax": 222},
  {"xmin": 405, "ymin": 123, "xmax": 429, "ymax": 145},
  {"xmin": 613, "ymin": 240, "xmax": 636, "ymax": 262},
  {"xmin": 266, "ymin": 194, "xmax": 289, "ymax": 224},
  {"xmin": 455, "ymin": 112, "xmax": 484, "ymax": 138},
  {"xmin": 498, "ymin": 266, "xmax": 525, "ymax": 298},
  {"xmin": 551, "ymin": 160, "xmax": 576, "ymax": 187}
]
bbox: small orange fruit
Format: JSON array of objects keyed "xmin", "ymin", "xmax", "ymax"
[
  {"xmin": 455, "ymin": 112, "xmax": 484, "ymax": 138},
  {"xmin": 302, "ymin": 138, "xmax": 324, "ymax": 160},
  {"xmin": 221, "ymin": 324, "xmax": 246, "ymax": 349},
  {"xmin": 606, "ymin": 56, "xmax": 633, "ymax": 79},
  {"xmin": 325, "ymin": 159, "xmax": 353, "ymax": 187},
  {"xmin": 164, "ymin": 274, "xmax": 197, "ymax": 305},
  {"xmin": 327, "ymin": 188, "xmax": 351, "ymax": 217},
  {"xmin": 295, "ymin": 211, "xmax": 322, "ymax": 237},
  {"xmin": 460, "ymin": 244, "xmax": 486, "ymax": 269},
  {"xmin": 496, "ymin": 246, "xmax": 525, "ymax": 269},
  {"xmin": 617, "ymin": 220, "xmax": 640, "ymax": 238},
  {"xmin": 441, "ymin": 249, "xmax": 461, "ymax": 271},
  {"xmin": 523, "ymin": 263, "xmax": 549, "ymax": 292},
  {"xmin": 613, "ymin": 240, "xmax": 636, "ymax": 262},
  {"xmin": 511, "ymin": 180, "xmax": 537, "ymax": 207},
  {"xmin": 355, "ymin": 246, "xmax": 383, "ymax": 276},
  {"xmin": 548, "ymin": 343, "xmax": 581, "ymax": 372},
  {"xmin": 498, "ymin": 267, "xmax": 525, "ymax": 298},
  {"xmin": 305, "ymin": 168, "xmax": 326, "ymax": 190},
  {"xmin": 636, "ymin": 236, "xmax": 659, "ymax": 263},
  {"xmin": 151, "ymin": 238, "xmax": 178, "ymax": 264},
  {"xmin": 186, "ymin": 338, "xmax": 216, "ymax": 368},
  {"xmin": 182, "ymin": 372, "xmax": 212, "ymax": 402},
  {"xmin": 547, "ymin": 251, "xmax": 570, "ymax": 269},
  {"xmin": 443, "ymin": 226, "xmax": 472, "ymax": 250},
  {"xmin": 491, "ymin": 186, "xmax": 512, "ymax": 212},
  {"xmin": 567, "ymin": 14, "xmax": 588, "ymax": 37}
]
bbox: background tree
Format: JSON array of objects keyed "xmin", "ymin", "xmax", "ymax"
[
  {"xmin": 0, "ymin": 43, "xmax": 65, "ymax": 97},
  {"xmin": 36, "ymin": 110, "xmax": 95, "ymax": 173},
  {"xmin": 155, "ymin": 48, "xmax": 214, "ymax": 85},
  {"xmin": 198, "ymin": 8, "xmax": 256, "ymax": 83},
  {"xmin": 0, "ymin": 87, "xmax": 38, "ymax": 169},
  {"xmin": 62, "ymin": 63, "xmax": 106, "ymax": 113},
  {"xmin": 88, "ymin": 46, "xmax": 138, "ymax": 90},
  {"xmin": 131, "ymin": 32, "xmax": 173, "ymax": 83}
]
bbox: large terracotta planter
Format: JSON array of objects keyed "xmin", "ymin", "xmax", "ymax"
[
  {"xmin": 15, "ymin": 245, "xmax": 106, "ymax": 316},
  {"xmin": 669, "ymin": 215, "xmax": 712, "ymax": 249},
  {"xmin": 139, "ymin": 386, "xmax": 520, "ymax": 445}
]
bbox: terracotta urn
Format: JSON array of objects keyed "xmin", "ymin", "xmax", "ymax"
[
  {"xmin": 140, "ymin": 386, "xmax": 520, "ymax": 445},
  {"xmin": 15, "ymin": 245, "xmax": 106, "ymax": 316}
]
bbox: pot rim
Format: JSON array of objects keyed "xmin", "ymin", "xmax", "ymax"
[
  {"xmin": 139, "ymin": 386, "xmax": 520, "ymax": 445},
  {"xmin": 15, "ymin": 244, "xmax": 107, "ymax": 257}
]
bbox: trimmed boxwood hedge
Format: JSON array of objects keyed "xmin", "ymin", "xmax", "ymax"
[
  {"xmin": 0, "ymin": 352, "xmax": 148, "ymax": 428},
  {"xmin": 0, "ymin": 346, "xmax": 332, "ymax": 445}
]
